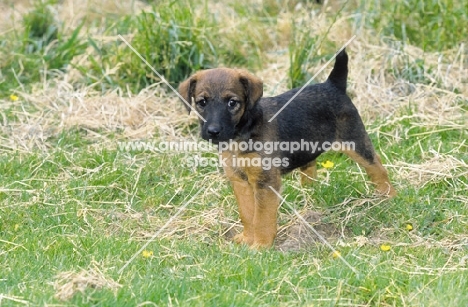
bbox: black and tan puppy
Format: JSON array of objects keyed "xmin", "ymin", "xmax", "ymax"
[{"xmin": 179, "ymin": 50, "xmax": 396, "ymax": 249}]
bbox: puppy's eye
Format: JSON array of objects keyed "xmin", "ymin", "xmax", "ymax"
[
  {"xmin": 228, "ymin": 99, "xmax": 239, "ymax": 108},
  {"xmin": 196, "ymin": 99, "xmax": 207, "ymax": 107}
]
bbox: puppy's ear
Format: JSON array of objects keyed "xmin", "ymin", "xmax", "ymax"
[
  {"xmin": 178, "ymin": 73, "xmax": 198, "ymax": 114},
  {"xmin": 238, "ymin": 70, "xmax": 263, "ymax": 110}
]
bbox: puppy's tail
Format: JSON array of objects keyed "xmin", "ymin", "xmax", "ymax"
[{"xmin": 326, "ymin": 49, "xmax": 348, "ymax": 94}]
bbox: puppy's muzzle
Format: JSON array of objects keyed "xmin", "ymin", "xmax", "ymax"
[{"xmin": 206, "ymin": 124, "xmax": 222, "ymax": 138}]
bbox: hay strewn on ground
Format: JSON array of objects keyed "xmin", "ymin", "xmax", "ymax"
[{"xmin": 53, "ymin": 261, "xmax": 121, "ymax": 301}]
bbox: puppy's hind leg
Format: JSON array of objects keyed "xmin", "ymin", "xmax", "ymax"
[
  {"xmin": 342, "ymin": 148, "xmax": 396, "ymax": 197},
  {"xmin": 300, "ymin": 160, "xmax": 318, "ymax": 185},
  {"xmin": 336, "ymin": 113, "xmax": 396, "ymax": 196}
]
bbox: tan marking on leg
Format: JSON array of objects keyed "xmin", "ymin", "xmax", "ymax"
[
  {"xmin": 222, "ymin": 151, "xmax": 281, "ymax": 248},
  {"xmin": 250, "ymin": 184, "xmax": 280, "ymax": 248},
  {"xmin": 300, "ymin": 160, "xmax": 317, "ymax": 185},
  {"xmin": 342, "ymin": 150, "xmax": 396, "ymax": 197},
  {"xmin": 230, "ymin": 180, "xmax": 255, "ymax": 245},
  {"xmin": 240, "ymin": 154, "xmax": 280, "ymax": 249},
  {"xmin": 222, "ymin": 151, "xmax": 255, "ymax": 246}
]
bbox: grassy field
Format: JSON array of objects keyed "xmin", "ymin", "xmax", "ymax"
[{"xmin": 1, "ymin": 0, "xmax": 467, "ymax": 306}]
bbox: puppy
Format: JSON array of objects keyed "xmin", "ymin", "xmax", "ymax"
[{"xmin": 179, "ymin": 50, "xmax": 396, "ymax": 248}]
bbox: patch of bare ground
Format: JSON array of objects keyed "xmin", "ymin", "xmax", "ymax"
[{"xmin": 275, "ymin": 210, "xmax": 343, "ymax": 251}]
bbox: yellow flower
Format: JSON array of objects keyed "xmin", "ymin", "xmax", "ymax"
[
  {"xmin": 142, "ymin": 250, "xmax": 153, "ymax": 258},
  {"xmin": 406, "ymin": 224, "xmax": 413, "ymax": 231},
  {"xmin": 14, "ymin": 224, "xmax": 20, "ymax": 231},
  {"xmin": 332, "ymin": 251, "xmax": 341, "ymax": 259},
  {"xmin": 10, "ymin": 94, "xmax": 19, "ymax": 101},
  {"xmin": 380, "ymin": 244, "xmax": 391, "ymax": 252},
  {"xmin": 320, "ymin": 160, "xmax": 334, "ymax": 168}
]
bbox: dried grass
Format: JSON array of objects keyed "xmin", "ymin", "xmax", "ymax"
[
  {"xmin": 0, "ymin": 294, "xmax": 29, "ymax": 305},
  {"xmin": 2, "ymin": 81, "xmax": 199, "ymax": 153},
  {"xmin": 53, "ymin": 261, "xmax": 121, "ymax": 301},
  {"xmin": 394, "ymin": 151, "xmax": 468, "ymax": 188},
  {"xmin": 0, "ymin": 0, "xmax": 149, "ymax": 34}
]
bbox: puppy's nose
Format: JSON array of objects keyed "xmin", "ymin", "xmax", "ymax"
[{"xmin": 207, "ymin": 124, "xmax": 221, "ymax": 137}]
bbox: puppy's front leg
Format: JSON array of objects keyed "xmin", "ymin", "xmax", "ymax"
[
  {"xmin": 251, "ymin": 180, "xmax": 281, "ymax": 248},
  {"xmin": 244, "ymin": 163, "xmax": 281, "ymax": 249},
  {"xmin": 222, "ymin": 152, "xmax": 281, "ymax": 249},
  {"xmin": 230, "ymin": 179, "xmax": 256, "ymax": 246},
  {"xmin": 227, "ymin": 170, "xmax": 280, "ymax": 248},
  {"xmin": 222, "ymin": 152, "xmax": 255, "ymax": 246}
]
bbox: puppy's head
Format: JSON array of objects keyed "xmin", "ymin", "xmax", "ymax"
[{"xmin": 178, "ymin": 68, "xmax": 263, "ymax": 143}]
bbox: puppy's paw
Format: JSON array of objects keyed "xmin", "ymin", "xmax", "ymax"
[
  {"xmin": 376, "ymin": 183, "xmax": 397, "ymax": 198},
  {"xmin": 251, "ymin": 241, "xmax": 274, "ymax": 250},
  {"xmin": 233, "ymin": 232, "xmax": 254, "ymax": 246}
]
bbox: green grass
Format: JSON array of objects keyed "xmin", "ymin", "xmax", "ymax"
[
  {"xmin": 81, "ymin": 1, "xmax": 220, "ymax": 92},
  {"xmin": 0, "ymin": 2, "xmax": 87, "ymax": 95},
  {"xmin": 360, "ymin": 0, "xmax": 468, "ymax": 51},
  {"xmin": 1, "ymin": 0, "xmax": 467, "ymax": 306}
]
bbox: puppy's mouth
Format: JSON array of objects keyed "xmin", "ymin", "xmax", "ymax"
[{"xmin": 200, "ymin": 133, "xmax": 230, "ymax": 144}]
